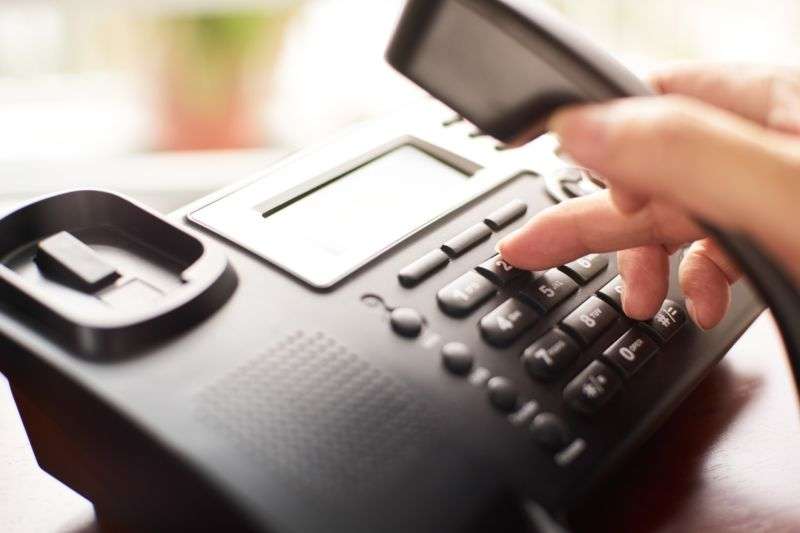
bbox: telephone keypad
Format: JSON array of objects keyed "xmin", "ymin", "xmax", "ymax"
[
  {"xmin": 437, "ymin": 271, "xmax": 496, "ymax": 317},
  {"xmin": 518, "ymin": 269, "xmax": 579, "ymax": 313},
  {"xmin": 561, "ymin": 254, "xmax": 609, "ymax": 284},
  {"xmin": 480, "ymin": 298, "xmax": 539, "ymax": 347},
  {"xmin": 522, "ymin": 329, "xmax": 580, "ymax": 381},
  {"xmin": 388, "ymin": 196, "xmax": 690, "ymax": 460},
  {"xmin": 476, "ymin": 254, "xmax": 529, "ymax": 286},
  {"xmin": 560, "ymin": 297, "xmax": 619, "ymax": 346},
  {"xmin": 563, "ymin": 360, "xmax": 622, "ymax": 415}
]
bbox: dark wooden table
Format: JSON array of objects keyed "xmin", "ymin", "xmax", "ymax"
[{"xmin": 2, "ymin": 312, "xmax": 799, "ymax": 532}]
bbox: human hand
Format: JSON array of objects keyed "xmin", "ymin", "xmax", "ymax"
[{"xmin": 498, "ymin": 63, "xmax": 800, "ymax": 330}]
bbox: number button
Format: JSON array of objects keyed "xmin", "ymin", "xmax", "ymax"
[
  {"xmin": 522, "ymin": 329, "xmax": 581, "ymax": 381},
  {"xmin": 480, "ymin": 298, "xmax": 539, "ymax": 347},
  {"xmin": 561, "ymin": 297, "xmax": 619, "ymax": 346},
  {"xmin": 602, "ymin": 328, "xmax": 658, "ymax": 377},
  {"xmin": 437, "ymin": 271, "xmax": 497, "ymax": 317},
  {"xmin": 597, "ymin": 275, "xmax": 624, "ymax": 311},
  {"xmin": 561, "ymin": 254, "xmax": 609, "ymax": 284},
  {"xmin": 518, "ymin": 269, "xmax": 579, "ymax": 313},
  {"xmin": 564, "ymin": 361, "xmax": 622, "ymax": 415},
  {"xmin": 476, "ymin": 254, "xmax": 529, "ymax": 286},
  {"xmin": 641, "ymin": 300, "xmax": 687, "ymax": 343}
]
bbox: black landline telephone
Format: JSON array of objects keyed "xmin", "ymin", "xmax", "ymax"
[{"xmin": 0, "ymin": 1, "xmax": 795, "ymax": 532}]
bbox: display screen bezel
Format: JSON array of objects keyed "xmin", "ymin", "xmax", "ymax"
[{"xmin": 188, "ymin": 132, "xmax": 502, "ymax": 289}]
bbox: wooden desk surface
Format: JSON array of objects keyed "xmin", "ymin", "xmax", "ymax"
[{"xmin": 1, "ymin": 312, "xmax": 799, "ymax": 532}]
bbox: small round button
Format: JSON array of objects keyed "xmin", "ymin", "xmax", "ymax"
[
  {"xmin": 441, "ymin": 342, "xmax": 474, "ymax": 376},
  {"xmin": 390, "ymin": 307, "xmax": 424, "ymax": 338},
  {"xmin": 487, "ymin": 377, "xmax": 518, "ymax": 412},
  {"xmin": 530, "ymin": 413, "xmax": 571, "ymax": 452}
]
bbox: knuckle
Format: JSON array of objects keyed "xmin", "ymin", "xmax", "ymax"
[
  {"xmin": 648, "ymin": 96, "xmax": 698, "ymax": 147},
  {"xmin": 606, "ymin": 96, "xmax": 699, "ymax": 157}
]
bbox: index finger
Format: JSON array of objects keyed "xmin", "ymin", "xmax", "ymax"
[{"xmin": 497, "ymin": 191, "xmax": 702, "ymax": 270}]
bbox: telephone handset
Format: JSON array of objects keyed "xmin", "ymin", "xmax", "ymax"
[{"xmin": 387, "ymin": 0, "xmax": 800, "ymax": 392}]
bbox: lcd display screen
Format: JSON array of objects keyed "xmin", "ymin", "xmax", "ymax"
[{"xmin": 260, "ymin": 145, "xmax": 471, "ymax": 271}]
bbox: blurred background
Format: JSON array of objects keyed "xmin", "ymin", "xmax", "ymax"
[{"xmin": 0, "ymin": 0, "xmax": 799, "ymax": 209}]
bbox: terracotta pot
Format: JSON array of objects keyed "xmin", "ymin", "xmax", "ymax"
[{"xmin": 157, "ymin": 10, "xmax": 295, "ymax": 151}]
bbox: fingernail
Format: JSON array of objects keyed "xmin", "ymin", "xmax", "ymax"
[
  {"xmin": 620, "ymin": 284, "xmax": 632, "ymax": 317},
  {"xmin": 685, "ymin": 298, "xmax": 708, "ymax": 331},
  {"xmin": 547, "ymin": 105, "xmax": 612, "ymax": 166},
  {"xmin": 497, "ymin": 230, "xmax": 520, "ymax": 255}
]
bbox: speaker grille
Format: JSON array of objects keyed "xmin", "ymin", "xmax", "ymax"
[{"xmin": 195, "ymin": 330, "xmax": 434, "ymax": 494}]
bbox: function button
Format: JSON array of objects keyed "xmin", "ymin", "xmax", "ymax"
[
  {"xmin": 476, "ymin": 254, "xmax": 529, "ymax": 286},
  {"xmin": 564, "ymin": 361, "xmax": 622, "ymax": 415},
  {"xmin": 603, "ymin": 328, "xmax": 659, "ymax": 377},
  {"xmin": 531, "ymin": 413, "xmax": 572, "ymax": 452},
  {"xmin": 487, "ymin": 377, "xmax": 519, "ymax": 412},
  {"xmin": 522, "ymin": 329, "xmax": 581, "ymax": 382},
  {"xmin": 509, "ymin": 400, "xmax": 540, "ymax": 427},
  {"xmin": 555, "ymin": 439, "xmax": 587, "ymax": 467},
  {"xmin": 441, "ymin": 342, "xmax": 474, "ymax": 376},
  {"xmin": 398, "ymin": 249, "xmax": 449, "ymax": 287},
  {"xmin": 480, "ymin": 299, "xmax": 540, "ymax": 347},
  {"xmin": 560, "ymin": 254, "xmax": 609, "ymax": 284},
  {"xmin": 518, "ymin": 269, "xmax": 579, "ymax": 313},
  {"xmin": 561, "ymin": 297, "xmax": 619, "ymax": 346},
  {"xmin": 441, "ymin": 223, "xmax": 492, "ymax": 257},
  {"xmin": 641, "ymin": 300, "xmax": 687, "ymax": 343},
  {"xmin": 437, "ymin": 271, "xmax": 497, "ymax": 317},
  {"xmin": 484, "ymin": 199, "xmax": 528, "ymax": 231},
  {"xmin": 597, "ymin": 275, "xmax": 624, "ymax": 311},
  {"xmin": 390, "ymin": 308, "xmax": 424, "ymax": 338}
]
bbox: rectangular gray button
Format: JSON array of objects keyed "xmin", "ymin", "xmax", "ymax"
[
  {"xmin": 398, "ymin": 249, "xmax": 449, "ymax": 287},
  {"xmin": 484, "ymin": 199, "xmax": 527, "ymax": 231},
  {"xmin": 441, "ymin": 223, "xmax": 492, "ymax": 257}
]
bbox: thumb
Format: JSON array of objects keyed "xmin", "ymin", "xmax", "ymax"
[{"xmin": 548, "ymin": 95, "xmax": 800, "ymax": 258}]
